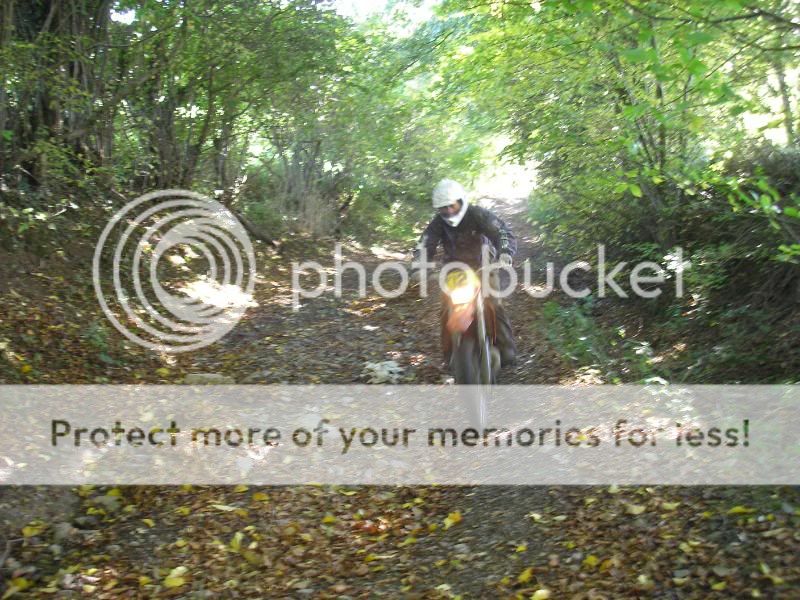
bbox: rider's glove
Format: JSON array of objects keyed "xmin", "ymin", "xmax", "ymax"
[{"xmin": 499, "ymin": 253, "xmax": 513, "ymax": 268}]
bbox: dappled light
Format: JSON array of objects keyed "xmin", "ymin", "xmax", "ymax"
[{"xmin": 178, "ymin": 277, "xmax": 258, "ymax": 311}]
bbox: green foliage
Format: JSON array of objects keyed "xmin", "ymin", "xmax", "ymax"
[
  {"xmin": 1, "ymin": 0, "xmax": 488, "ymax": 246},
  {"xmin": 541, "ymin": 299, "xmax": 611, "ymax": 367},
  {"xmin": 341, "ymin": 193, "xmax": 430, "ymax": 244},
  {"xmin": 437, "ymin": 0, "xmax": 799, "ymax": 262},
  {"xmin": 428, "ymin": 0, "xmax": 798, "ymax": 381},
  {"xmin": 82, "ymin": 321, "xmax": 117, "ymax": 366},
  {"xmin": 231, "ymin": 9, "xmax": 487, "ymax": 237},
  {"xmin": 541, "ymin": 299, "xmax": 665, "ymax": 383}
]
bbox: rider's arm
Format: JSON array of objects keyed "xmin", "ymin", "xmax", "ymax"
[
  {"xmin": 476, "ymin": 207, "xmax": 516, "ymax": 258},
  {"xmin": 412, "ymin": 218, "xmax": 442, "ymax": 264}
]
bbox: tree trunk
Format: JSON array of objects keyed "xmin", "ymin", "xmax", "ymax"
[{"xmin": 773, "ymin": 59, "xmax": 795, "ymax": 144}]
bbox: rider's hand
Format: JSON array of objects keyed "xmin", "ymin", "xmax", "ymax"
[{"xmin": 499, "ymin": 253, "xmax": 513, "ymax": 268}]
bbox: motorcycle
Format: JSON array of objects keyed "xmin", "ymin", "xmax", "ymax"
[{"xmin": 442, "ymin": 267, "xmax": 501, "ymax": 427}]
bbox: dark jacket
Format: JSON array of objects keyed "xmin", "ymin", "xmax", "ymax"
[{"xmin": 414, "ymin": 204, "xmax": 516, "ymax": 268}]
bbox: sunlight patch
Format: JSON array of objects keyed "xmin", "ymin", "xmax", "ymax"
[{"xmin": 178, "ymin": 277, "xmax": 257, "ymax": 310}]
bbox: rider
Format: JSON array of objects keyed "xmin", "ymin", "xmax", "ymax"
[{"xmin": 412, "ymin": 178, "xmax": 518, "ymax": 367}]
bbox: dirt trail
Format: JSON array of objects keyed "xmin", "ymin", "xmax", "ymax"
[
  {"xmin": 169, "ymin": 196, "xmax": 582, "ymax": 596},
  {"xmin": 179, "ymin": 195, "xmax": 570, "ymax": 386}
]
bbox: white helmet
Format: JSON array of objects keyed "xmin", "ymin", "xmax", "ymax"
[{"xmin": 432, "ymin": 178, "xmax": 469, "ymax": 227}]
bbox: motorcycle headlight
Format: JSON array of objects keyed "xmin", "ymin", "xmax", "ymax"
[{"xmin": 444, "ymin": 269, "xmax": 480, "ymax": 304}]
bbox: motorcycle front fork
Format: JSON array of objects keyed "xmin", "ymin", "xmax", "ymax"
[{"xmin": 449, "ymin": 294, "xmax": 494, "ymax": 385}]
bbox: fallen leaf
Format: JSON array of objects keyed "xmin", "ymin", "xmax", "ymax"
[
  {"xmin": 230, "ymin": 531, "xmax": 244, "ymax": 552},
  {"xmin": 711, "ymin": 581, "xmax": 727, "ymax": 591},
  {"xmin": 164, "ymin": 576, "xmax": 186, "ymax": 589},
  {"xmin": 164, "ymin": 566, "xmax": 188, "ymax": 588},
  {"xmin": 2, "ymin": 578, "xmax": 32, "ymax": 599},
  {"xmin": 518, "ymin": 567, "xmax": 534, "ymax": 584},
  {"xmin": 21, "ymin": 520, "xmax": 47, "ymax": 537},
  {"xmin": 528, "ymin": 512, "xmax": 543, "ymax": 522},
  {"xmin": 626, "ymin": 503, "xmax": 647, "ymax": 515},
  {"xmin": 443, "ymin": 511, "xmax": 462, "ymax": 530},
  {"xmin": 583, "ymin": 554, "xmax": 600, "ymax": 569},
  {"xmin": 637, "ymin": 574, "xmax": 654, "ymax": 590},
  {"xmin": 727, "ymin": 505, "xmax": 756, "ymax": 515}
]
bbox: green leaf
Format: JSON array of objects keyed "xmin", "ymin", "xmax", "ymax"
[
  {"xmin": 686, "ymin": 58, "xmax": 708, "ymax": 76},
  {"xmin": 653, "ymin": 65, "xmax": 677, "ymax": 82},
  {"xmin": 686, "ymin": 31, "xmax": 715, "ymax": 46},
  {"xmin": 164, "ymin": 576, "xmax": 186, "ymax": 588},
  {"xmin": 622, "ymin": 105, "xmax": 647, "ymax": 120},
  {"xmin": 729, "ymin": 104, "xmax": 748, "ymax": 117},
  {"xmin": 629, "ymin": 184, "xmax": 643, "ymax": 198},
  {"xmin": 98, "ymin": 352, "xmax": 117, "ymax": 365},
  {"xmin": 621, "ymin": 48, "xmax": 655, "ymax": 64}
]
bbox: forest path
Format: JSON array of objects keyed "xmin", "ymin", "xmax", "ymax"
[{"xmin": 172, "ymin": 194, "xmax": 570, "ymax": 386}]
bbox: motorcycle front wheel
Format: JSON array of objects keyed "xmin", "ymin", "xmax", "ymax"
[
  {"xmin": 451, "ymin": 335, "xmax": 490, "ymax": 429},
  {"xmin": 452, "ymin": 334, "xmax": 477, "ymax": 384}
]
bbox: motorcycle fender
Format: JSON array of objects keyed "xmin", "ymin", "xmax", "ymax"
[{"xmin": 447, "ymin": 304, "xmax": 475, "ymax": 334}]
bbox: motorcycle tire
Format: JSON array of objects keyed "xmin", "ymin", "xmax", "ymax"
[
  {"xmin": 451, "ymin": 335, "xmax": 490, "ymax": 429},
  {"xmin": 452, "ymin": 335, "xmax": 479, "ymax": 384}
]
